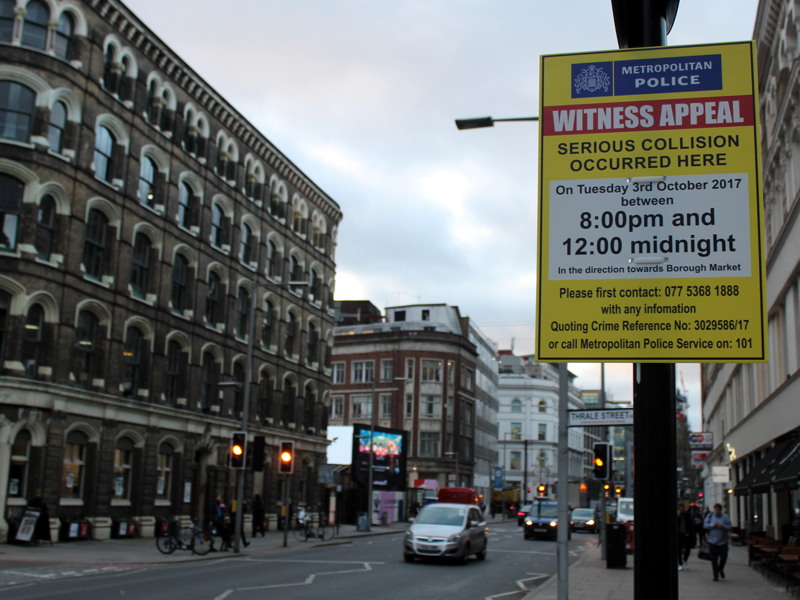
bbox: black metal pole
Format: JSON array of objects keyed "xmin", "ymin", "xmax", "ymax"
[{"xmin": 619, "ymin": 2, "xmax": 679, "ymax": 599}]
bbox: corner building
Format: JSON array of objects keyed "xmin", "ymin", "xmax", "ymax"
[{"xmin": 0, "ymin": 0, "xmax": 341, "ymax": 541}]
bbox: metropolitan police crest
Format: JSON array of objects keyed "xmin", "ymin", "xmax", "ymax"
[{"xmin": 574, "ymin": 64, "xmax": 611, "ymax": 94}]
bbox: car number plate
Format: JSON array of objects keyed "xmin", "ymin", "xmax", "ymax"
[{"xmin": 534, "ymin": 527, "xmax": 547, "ymax": 533}]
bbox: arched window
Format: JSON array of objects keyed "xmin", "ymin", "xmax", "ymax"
[
  {"xmin": 282, "ymin": 381, "xmax": 295, "ymax": 427},
  {"xmin": 205, "ymin": 271, "xmax": 222, "ymax": 326},
  {"xmin": 21, "ymin": 0, "xmax": 49, "ymax": 50},
  {"xmin": 9, "ymin": 430, "xmax": 31, "ymax": 498},
  {"xmin": 146, "ymin": 80, "xmax": 160, "ymax": 125},
  {"xmin": 289, "ymin": 255, "xmax": 302, "ymax": 281},
  {"xmin": 510, "ymin": 398, "xmax": 522, "ymax": 413},
  {"xmin": 538, "ymin": 400, "xmax": 547, "ymax": 413},
  {"xmin": 284, "ymin": 312, "xmax": 297, "ymax": 358},
  {"xmin": 0, "ymin": 173, "xmax": 24, "ymax": 250},
  {"xmin": 48, "ymin": 100, "xmax": 67, "ymax": 153},
  {"xmin": 310, "ymin": 268, "xmax": 321, "ymax": 302},
  {"xmin": 182, "ymin": 109, "xmax": 196, "ymax": 154},
  {"xmin": 258, "ymin": 371, "xmax": 272, "ymax": 422},
  {"xmin": 233, "ymin": 361, "xmax": 245, "ymax": 415},
  {"xmin": 82, "ymin": 208, "xmax": 109, "ymax": 279},
  {"xmin": 177, "ymin": 182, "xmax": 194, "ymax": 229},
  {"xmin": 171, "ymin": 254, "xmax": 189, "ymax": 312},
  {"xmin": 122, "ymin": 327, "xmax": 147, "ymax": 397},
  {"xmin": 53, "ymin": 11, "xmax": 74, "ymax": 59},
  {"xmin": 199, "ymin": 351, "xmax": 218, "ymax": 411},
  {"xmin": 102, "ymin": 45, "xmax": 117, "ymax": 91},
  {"xmin": 261, "ymin": 299, "xmax": 275, "ymax": 348},
  {"xmin": 304, "ymin": 383, "xmax": 315, "ymax": 429},
  {"xmin": 0, "ymin": 0, "xmax": 15, "ymax": 42},
  {"xmin": 240, "ymin": 223, "xmax": 253, "ymax": 264},
  {"xmin": 138, "ymin": 157, "xmax": 156, "ymax": 207},
  {"xmin": 267, "ymin": 240, "xmax": 279, "ymax": 278},
  {"xmin": 35, "ymin": 195, "xmax": 56, "ymax": 260},
  {"xmin": 74, "ymin": 310, "xmax": 100, "ymax": 386},
  {"xmin": 21, "ymin": 303, "xmax": 44, "ymax": 377},
  {"xmin": 210, "ymin": 204, "xmax": 224, "ymax": 247},
  {"xmin": 0, "ymin": 81, "xmax": 35, "ymax": 142},
  {"xmin": 130, "ymin": 232, "xmax": 152, "ymax": 299},
  {"xmin": 164, "ymin": 340, "xmax": 186, "ymax": 405},
  {"xmin": 113, "ymin": 437, "xmax": 134, "ymax": 499},
  {"xmin": 306, "ymin": 322, "xmax": 318, "ymax": 365},
  {"xmin": 0, "ymin": 290, "xmax": 9, "ymax": 368},
  {"xmin": 236, "ymin": 286, "xmax": 250, "ymax": 338},
  {"xmin": 61, "ymin": 430, "xmax": 88, "ymax": 499},
  {"xmin": 156, "ymin": 442, "xmax": 174, "ymax": 499},
  {"xmin": 93, "ymin": 126, "xmax": 115, "ymax": 182}
]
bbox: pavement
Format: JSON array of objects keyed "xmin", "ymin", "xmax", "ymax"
[{"xmin": 0, "ymin": 519, "xmax": 795, "ymax": 599}]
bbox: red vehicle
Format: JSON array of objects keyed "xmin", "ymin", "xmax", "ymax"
[{"xmin": 437, "ymin": 487, "xmax": 481, "ymax": 505}]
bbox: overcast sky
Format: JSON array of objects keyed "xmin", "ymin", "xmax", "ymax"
[{"xmin": 123, "ymin": 0, "xmax": 760, "ymax": 430}]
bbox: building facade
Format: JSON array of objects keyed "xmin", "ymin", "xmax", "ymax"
[
  {"xmin": 702, "ymin": 0, "xmax": 800, "ymax": 541},
  {"xmin": 0, "ymin": 0, "xmax": 341, "ymax": 541},
  {"xmin": 496, "ymin": 353, "xmax": 587, "ymax": 509},
  {"xmin": 330, "ymin": 303, "xmax": 496, "ymax": 518}
]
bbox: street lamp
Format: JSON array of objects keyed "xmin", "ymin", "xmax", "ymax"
[
  {"xmin": 230, "ymin": 278, "xmax": 308, "ymax": 553},
  {"xmin": 454, "ymin": 115, "xmax": 539, "ymax": 129}
]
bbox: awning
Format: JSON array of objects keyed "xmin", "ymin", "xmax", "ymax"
[
  {"xmin": 733, "ymin": 437, "xmax": 796, "ymax": 495},
  {"xmin": 771, "ymin": 439, "xmax": 800, "ymax": 490}
]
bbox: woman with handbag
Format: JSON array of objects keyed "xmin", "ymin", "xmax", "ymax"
[{"xmin": 704, "ymin": 503, "xmax": 733, "ymax": 581}]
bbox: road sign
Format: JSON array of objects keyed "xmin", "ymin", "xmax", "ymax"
[
  {"xmin": 536, "ymin": 42, "xmax": 767, "ymax": 363},
  {"xmin": 568, "ymin": 408, "xmax": 633, "ymax": 427},
  {"xmin": 689, "ymin": 432, "xmax": 713, "ymax": 449}
]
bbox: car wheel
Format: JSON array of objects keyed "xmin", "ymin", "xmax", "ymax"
[
  {"xmin": 404, "ymin": 553, "xmax": 415, "ymax": 562},
  {"xmin": 524, "ymin": 532, "xmax": 532, "ymax": 540},
  {"xmin": 476, "ymin": 543, "xmax": 487, "ymax": 560}
]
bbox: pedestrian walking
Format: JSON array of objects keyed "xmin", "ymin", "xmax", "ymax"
[
  {"xmin": 704, "ymin": 503, "xmax": 732, "ymax": 581},
  {"xmin": 252, "ymin": 494, "xmax": 266, "ymax": 538},
  {"xmin": 677, "ymin": 504, "xmax": 694, "ymax": 570},
  {"xmin": 690, "ymin": 505, "xmax": 705, "ymax": 546}
]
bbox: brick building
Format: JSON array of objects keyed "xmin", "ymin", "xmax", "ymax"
[
  {"xmin": 0, "ymin": 0, "xmax": 341, "ymax": 541},
  {"xmin": 331, "ymin": 302, "xmax": 498, "ymax": 519}
]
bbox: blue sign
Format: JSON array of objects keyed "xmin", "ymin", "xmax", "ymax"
[
  {"xmin": 492, "ymin": 467, "xmax": 504, "ymax": 490},
  {"xmin": 572, "ymin": 54, "xmax": 722, "ymax": 98}
]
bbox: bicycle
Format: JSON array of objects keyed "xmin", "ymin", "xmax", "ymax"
[
  {"xmin": 156, "ymin": 520, "xmax": 213, "ymax": 555},
  {"xmin": 292, "ymin": 514, "xmax": 334, "ymax": 542}
]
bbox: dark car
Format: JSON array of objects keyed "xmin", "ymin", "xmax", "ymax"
[
  {"xmin": 523, "ymin": 501, "xmax": 571, "ymax": 540},
  {"xmin": 571, "ymin": 507, "xmax": 598, "ymax": 533},
  {"xmin": 516, "ymin": 503, "xmax": 532, "ymax": 526}
]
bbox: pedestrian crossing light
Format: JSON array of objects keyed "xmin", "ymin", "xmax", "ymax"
[
  {"xmin": 230, "ymin": 431, "xmax": 246, "ymax": 469},
  {"xmin": 593, "ymin": 442, "xmax": 612, "ymax": 480},
  {"xmin": 279, "ymin": 440, "xmax": 294, "ymax": 474}
]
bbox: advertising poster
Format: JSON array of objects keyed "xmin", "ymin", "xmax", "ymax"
[{"xmin": 536, "ymin": 42, "xmax": 767, "ymax": 362}]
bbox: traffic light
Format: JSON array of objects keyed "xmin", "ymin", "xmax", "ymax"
[
  {"xmin": 593, "ymin": 442, "xmax": 612, "ymax": 480},
  {"xmin": 229, "ymin": 431, "xmax": 247, "ymax": 469},
  {"xmin": 537, "ymin": 484, "xmax": 547, "ymax": 497},
  {"xmin": 278, "ymin": 440, "xmax": 294, "ymax": 474}
]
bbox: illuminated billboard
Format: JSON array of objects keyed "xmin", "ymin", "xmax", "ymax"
[{"xmin": 351, "ymin": 424, "xmax": 408, "ymax": 491}]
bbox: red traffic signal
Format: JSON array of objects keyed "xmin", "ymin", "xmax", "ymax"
[
  {"xmin": 229, "ymin": 431, "xmax": 246, "ymax": 469},
  {"xmin": 279, "ymin": 440, "xmax": 294, "ymax": 474}
]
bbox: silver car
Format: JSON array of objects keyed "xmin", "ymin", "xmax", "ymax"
[{"xmin": 403, "ymin": 503, "xmax": 488, "ymax": 562}]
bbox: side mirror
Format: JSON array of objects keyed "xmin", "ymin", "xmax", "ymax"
[{"xmin": 469, "ymin": 520, "xmax": 480, "ymax": 528}]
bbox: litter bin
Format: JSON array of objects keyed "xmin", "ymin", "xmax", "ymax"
[
  {"xmin": 606, "ymin": 522, "xmax": 627, "ymax": 568},
  {"xmin": 357, "ymin": 512, "xmax": 369, "ymax": 531}
]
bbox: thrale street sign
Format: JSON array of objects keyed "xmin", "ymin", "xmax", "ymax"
[{"xmin": 568, "ymin": 408, "xmax": 633, "ymax": 427}]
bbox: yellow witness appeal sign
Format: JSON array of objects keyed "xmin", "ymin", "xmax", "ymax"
[{"xmin": 536, "ymin": 42, "xmax": 766, "ymax": 362}]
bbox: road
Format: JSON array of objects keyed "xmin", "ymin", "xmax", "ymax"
[{"xmin": 0, "ymin": 522, "xmax": 597, "ymax": 600}]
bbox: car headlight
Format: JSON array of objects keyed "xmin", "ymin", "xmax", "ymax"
[
  {"xmin": 587, "ymin": 519, "xmax": 595, "ymax": 526},
  {"xmin": 447, "ymin": 533, "xmax": 462, "ymax": 543},
  {"xmin": 550, "ymin": 521, "xmax": 558, "ymax": 528},
  {"xmin": 405, "ymin": 531, "xmax": 413, "ymax": 539},
  {"xmin": 525, "ymin": 519, "xmax": 533, "ymax": 526}
]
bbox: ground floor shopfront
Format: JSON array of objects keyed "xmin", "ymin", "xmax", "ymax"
[{"xmin": 0, "ymin": 379, "xmax": 328, "ymax": 543}]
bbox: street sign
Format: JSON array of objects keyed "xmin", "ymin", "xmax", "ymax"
[
  {"xmin": 689, "ymin": 431, "xmax": 713, "ymax": 449},
  {"xmin": 568, "ymin": 408, "xmax": 633, "ymax": 427},
  {"xmin": 536, "ymin": 42, "xmax": 767, "ymax": 363}
]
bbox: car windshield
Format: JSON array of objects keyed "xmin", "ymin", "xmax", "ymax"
[
  {"xmin": 573, "ymin": 509, "xmax": 593, "ymax": 518},
  {"xmin": 415, "ymin": 506, "xmax": 466, "ymax": 526},
  {"xmin": 536, "ymin": 503, "xmax": 558, "ymax": 517},
  {"xmin": 619, "ymin": 501, "xmax": 633, "ymax": 513},
  {"xmin": 519, "ymin": 504, "xmax": 532, "ymax": 513}
]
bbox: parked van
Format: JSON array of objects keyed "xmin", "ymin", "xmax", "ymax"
[
  {"xmin": 438, "ymin": 487, "xmax": 480, "ymax": 505},
  {"xmin": 616, "ymin": 497, "xmax": 634, "ymax": 523}
]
